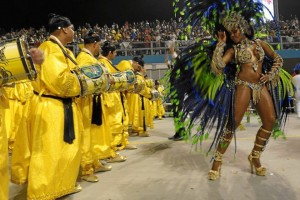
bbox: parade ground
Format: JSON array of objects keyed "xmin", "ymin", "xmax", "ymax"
[{"xmin": 9, "ymin": 113, "xmax": 300, "ymax": 200}]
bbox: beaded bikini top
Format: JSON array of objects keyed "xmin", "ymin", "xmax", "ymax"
[{"xmin": 233, "ymin": 38, "xmax": 264, "ymax": 72}]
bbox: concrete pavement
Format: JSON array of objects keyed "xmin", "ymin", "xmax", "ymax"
[{"xmin": 9, "ymin": 113, "xmax": 300, "ymax": 200}]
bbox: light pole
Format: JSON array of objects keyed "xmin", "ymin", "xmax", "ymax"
[{"xmin": 273, "ymin": 0, "xmax": 279, "ymax": 21}]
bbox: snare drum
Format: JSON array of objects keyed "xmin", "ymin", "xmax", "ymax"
[
  {"xmin": 150, "ymin": 89, "xmax": 160, "ymax": 101},
  {"xmin": 107, "ymin": 69, "xmax": 136, "ymax": 92},
  {"xmin": 74, "ymin": 63, "xmax": 109, "ymax": 96},
  {"xmin": 0, "ymin": 36, "xmax": 37, "ymax": 86},
  {"xmin": 145, "ymin": 79, "xmax": 154, "ymax": 88},
  {"xmin": 128, "ymin": 74, "xmax": 145, "ymax": 93},
  {"xmin": 132, "ymin": 77, "xmax": 145, "ymax": 93}
]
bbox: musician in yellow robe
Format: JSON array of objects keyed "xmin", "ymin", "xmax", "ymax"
[
  {"xmin": 127, "ymin": 57, "xmax": 151, "ymax": 137},
  {"xmin": 76, "ymin": 32, "xmax": 113, "ymax": 182},
  {"xmin": 0, "ymin": 92, "xmax": 9, "ymax": 200},
  {"xmin": 116, "ymin": 59, "xmax": 139, "ymax": 149},
  {"xmin": 1, "ymin": 81, "xmax": 33, "ymax": 152},
  {"xmin": 98, "ymin": 42, "xmax": 127, "ymax": 162},
  {"xmin": 144, "ymin": 75, "xmax": 154, "ymax": 129},
  {"xmin": 155, "ymin": 80, "xmax": 166, "ymax": 119},
  {"xmin": 0, "ymin": 47, "xmax": 44, "ymax": 200},
  {"xmin": 11, "ymin": 14, "xmax": 83, "ymax": 200}
]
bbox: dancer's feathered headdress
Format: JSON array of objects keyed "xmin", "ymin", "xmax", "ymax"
[{"xmin": 174, "ymin": 0, "xmax": 267, "ymax": 38}]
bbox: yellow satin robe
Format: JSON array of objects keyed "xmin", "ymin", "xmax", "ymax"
[
  {"xmin": 0, "ymin": 88, "xmax": 9, "ymax": 200},
  {"xmin": 11, "ymin": 38, "xmax": 83, "ymax": 200},
  {"xmin": 144, "ymin": 79, "xmax": 154, "ymax": 128},
  {"xmin": 127, "ymin": 73, "xmax": 151, "ymax": 133},
  {"xmin": 116, "ymin": 60, "xmax": 134, "ymax": 148},
  {"xmin": 1, "ymin": 81, "xmax": 33, "ymax": 150},
  {"xmin": 76, "ymin": 50, "xmax": 114, "ymax": 175},
  {"xmin": 98, "ymin": 56, "xmax": 125, "ymax": 149},
  {"xmin": 156, "ymin": 85, "xmax": 166, "ymax": 119}
]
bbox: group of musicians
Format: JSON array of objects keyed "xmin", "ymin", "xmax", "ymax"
[{"xmin": 0, "ymin": 14, "xmax": 165, "ymax": 200}]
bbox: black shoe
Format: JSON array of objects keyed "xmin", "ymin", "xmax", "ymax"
[
  {"xmin": 168, "ymin": 135, "xmax": 183, "ymax": 141},
  {"xmin": 168, "ymin": 135, "xmax": 175, "ymax": 140},
  {"xmin": 173, "ymin": 136, "xmax": 183, "ymax": 141}
]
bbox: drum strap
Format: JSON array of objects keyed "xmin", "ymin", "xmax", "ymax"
[
  {"xmin": 120, "ymin": 92, "xmax": 126, "ymax": 116},
  {"xmin": 108, "ymin": 61, "xmax": 121, "ymax": 72},
  {"xmin": 49, "ymin": 38, "xmax": 78, "ymax": 66},
  {"xmin": 91, "ymin": 94, "xmax": 102, "ymax": 126},
  {"xmin": 33, "ymin": 91, "xmax": 75, "ymax": 144},
  {"xmin": 141, "ymin": 96, "xmax": 146, "ymax": 131}
]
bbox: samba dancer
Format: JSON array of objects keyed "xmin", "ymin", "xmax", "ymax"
[{"xmin": 170, "ymin": 0, "xmax": 293, "ymax": 181}]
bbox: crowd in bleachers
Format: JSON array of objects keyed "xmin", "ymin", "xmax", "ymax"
[{"xmin": 1, "ymin": 16, "xmax": 300, "ymax": 50}]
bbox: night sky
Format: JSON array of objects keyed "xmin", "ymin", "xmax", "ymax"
[{"xmin": 0, "ymin": 0, "xmax": 299, "ymax": 31}]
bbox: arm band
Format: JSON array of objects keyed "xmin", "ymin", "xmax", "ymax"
[{"xmin": 211, "ymin": 42, "xmax": 226, "ymax": 75}]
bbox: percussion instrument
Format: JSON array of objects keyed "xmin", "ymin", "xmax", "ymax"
[
  {"xmin": 128, "ymin": 76, "xmax": 145, "ymax": 93},
  {"xmin": 0, "ymin": 36, "xmax": 37, "ymax": 86},
  {"xmin": 74, "ymin": 63, "xmax": 109, "ymax": 96},
  {"xmin": 145, "ymin": 79, "xmax": 154, "ymax": 88},
  {"xmin": 107, "ymin": 69, "xmax": 136, "ymax": 92},
  {"xmin": 150, "ymin": 89, "xmax": 160, "ymax": 101}
]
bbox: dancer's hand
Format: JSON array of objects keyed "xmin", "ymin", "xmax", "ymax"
[
  {"xmin": 260, "ymin": 73, "xmax": 269, "ymax": 83},
  {"xmin": 216, "ymin": 31, "xmax": 226, "ymax": 43}
]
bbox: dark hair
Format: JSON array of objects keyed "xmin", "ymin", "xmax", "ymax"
[
  {"xmin": 101, "ymin": 41, "xmax": 116, "ymax": 56},
  {"xmin": 48, "ymin": 13, "xmax": 72, "ymax": 33},
  {"xmin": 295, "ymin": 69, "xmax": 300, "ymax": 75},
  {"xmin": 132, "ymin": 55, "xmax": 144, "ymax": 67},
  {"xmin": 84, "ymin": 31, "xmax": 100, "ymax": 44}
]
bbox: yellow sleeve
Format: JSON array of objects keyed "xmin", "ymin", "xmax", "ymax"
[
  {"xmin": 36, "ymin": 41, "xmax": 80, "ymax": 97},
  {"xmin": 98, "ymin": 58, "xmax": 118, "ymax": 73},
  {"xmin": 138, "ymin": 75, "xmax": 151, "ymax": 99},
  {"xmin": 116, "ymin": 60, "xmax": 133, "ymax": 72},
  {"xmin": 76, "ymin": 52, "xmax": 98, "ymax": 66}
]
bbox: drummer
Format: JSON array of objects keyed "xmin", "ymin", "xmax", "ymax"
[
  {"xmin": 10, "ymin": 13, "xmax": 83, "ymax": 199},
  {"xmin": 98, "ymin": 42, "xmax": 128, "ymax": 162},
  {"xmin": 126, "ymin": 56, "xmax": 152, "ymax": 137},
  {"xmin": 76, "ymin": 31, "xmax": 113, "ymax": 183},
  {"xmin": 0, "ymin": 46, "xmax": 43, "ymax": 200}
]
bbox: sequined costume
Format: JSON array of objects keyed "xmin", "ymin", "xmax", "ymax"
[{"xmin": 170, "ymin": 0, "xmax": 294, "ymax": 154}]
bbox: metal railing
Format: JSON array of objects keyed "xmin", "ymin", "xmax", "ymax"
[{"xmin": 66, "ymin": 36, "xmax": 300, "ymax": 56}]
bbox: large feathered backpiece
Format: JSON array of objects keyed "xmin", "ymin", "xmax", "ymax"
[{"xmin": 169, "ymin": 0, "xmax": 294, "ymax": 153}]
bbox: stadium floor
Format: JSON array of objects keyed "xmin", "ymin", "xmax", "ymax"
[{"xmin": 9, "ymin": 113, "xmax": 300, "ymax": 200}]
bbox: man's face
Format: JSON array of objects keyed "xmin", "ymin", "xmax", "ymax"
[
  {"xmin": 108, "ymin": 50, "xmax": 117, "ymax": 61},
  {"xmin": 93, "ymin": 42, "xmax": 101, "ymax": 56},
  {"xmin": 132, "ymin": 61, "xmax": 141, "ymax": 71},
  {"xmin": 64, "ymin": 25, "xmax": 75, "ymax": 43}
]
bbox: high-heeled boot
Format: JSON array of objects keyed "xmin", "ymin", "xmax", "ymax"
[{"xmin": 248, "ymin": 126, "xmax": 271, "ymax": 176}]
